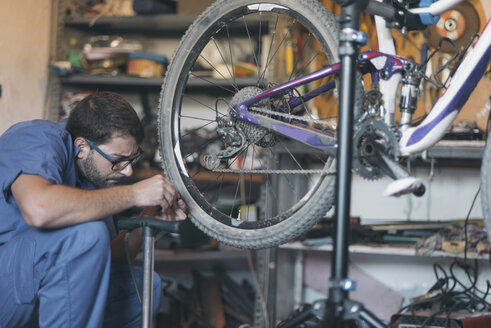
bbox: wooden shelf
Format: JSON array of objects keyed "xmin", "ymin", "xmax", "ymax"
[
  {"xmin": 425, "ymin": 140, "xmax": 484, "ymax": 160},
  {"xmin": 65, "ymin": 14, "xmax": 268, "ymax": 37},
  {"xmin": 66, "ymin": 14, "xmax": 198, "ymax": 33},
  {"xmin": 60, "ymin": 74, "xmax": 259, "ymax": 94},
  {"xmin": 280, "ymin": 241, "xmax": 489, "ymax": 260},
  {"xmin": 134, "ymin": 168, "xmax": 267, "ymax": 183}
]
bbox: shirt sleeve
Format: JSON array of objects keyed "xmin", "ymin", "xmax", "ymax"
[{"xmin": 0, "ymin": 121, "xmax": 73, "ymax": 199}]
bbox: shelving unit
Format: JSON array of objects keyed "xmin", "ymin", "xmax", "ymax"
[
  {"xmin": 64, "ymin": 14, "xmax": 198, "ymax": 34},
  {"xmin": 425, "ymin": 140, "xmax": 485, "ymax": 160},
  {"xmin": 275, "ymin": 241, "xmax": 491, "ymax": 322},
  {"xmin": 280, "ymin": 241, "xmax": 489, "ymax": 259},
  {"xmin": 64, "ymin": 14, "xmax": 266, "ymax": 36},
  {"xmin": 50, "ymin": 8, "xmax": 267, "ymax": 118}
]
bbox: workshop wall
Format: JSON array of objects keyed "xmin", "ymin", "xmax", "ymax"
[
  {"xmin": 351, "ymin": 166, "xmax": 482, "ymax": 221},
  {"xmin": 0, "ymin": 0, "xmax": 52, "ymax": 134}
]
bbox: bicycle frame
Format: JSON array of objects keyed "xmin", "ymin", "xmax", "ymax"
[
  {"xmin": 399, "ymin": 18, "xmax": 491, "ymax": 155},
  {"xmin": 232, "ymin": 0, "xmax": 491, "ymax": 158}
]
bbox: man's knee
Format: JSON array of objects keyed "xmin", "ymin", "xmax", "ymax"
[{"xmin": 55, "ymin": 221, "xmax": 111, "ymax": 262}]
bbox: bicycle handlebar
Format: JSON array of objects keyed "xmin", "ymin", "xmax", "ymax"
[
  {"xmin": 363, "ymin": 0, "xmax": 446, "ymax": 31},
  {"xmin": 365, "ymin": 0, "xmax": 465, "ymax": 18},
  {"xmin": 365, "ymin": 1, "xmax": 396, "ymax": 20}
]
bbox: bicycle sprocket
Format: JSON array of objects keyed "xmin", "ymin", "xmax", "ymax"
[
  {"xmin": 230, "ymin": 86, "xmax": 279, "ymax": 147},
  {"xmin": 353, "ymin": 119, "xmax": 398, "ymax": 180}
]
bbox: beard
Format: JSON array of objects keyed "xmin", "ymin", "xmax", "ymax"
[{"xmin": 80, "ymin": 152, "xmax": 123, "ymax": 188}]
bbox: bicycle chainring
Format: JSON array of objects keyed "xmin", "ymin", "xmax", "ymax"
[{"xmin": 352, "ymin": 119, "xmax": 398, "ymax": 180}]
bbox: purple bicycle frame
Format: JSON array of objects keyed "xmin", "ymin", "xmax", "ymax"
[{"xmin": 231, "ymin": 51, "xmax": 410, "ymax": 154}]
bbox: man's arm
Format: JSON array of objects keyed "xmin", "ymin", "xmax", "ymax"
[{"xmin": 11, "ymin": 173, "xmax": 183, "ymax": 228}]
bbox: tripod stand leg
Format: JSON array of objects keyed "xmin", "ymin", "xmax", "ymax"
[
  {"xmin": 277, "ymin": 299, "xmax": 327, "ymax": 328},
  {"xmin": 344, "ymin": 300, "xmax": 386, "ymax": 328},
  {"xmin": 142, "ymin": 226, "xmax": 155, "ymax": 328},
  {"xmin": 359, "ymin": 307, "xmax": 386, "ymax": 328}
]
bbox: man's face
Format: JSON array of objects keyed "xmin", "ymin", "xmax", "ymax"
[{"xmin": 77, "ymin": 135, "xmax": 140, "ymax": 188}]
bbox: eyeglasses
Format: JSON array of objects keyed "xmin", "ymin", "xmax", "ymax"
[{"xmin": 85, "ymin": 138, "xmax": 143, "ymax": 171}]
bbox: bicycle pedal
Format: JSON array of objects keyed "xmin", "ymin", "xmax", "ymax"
[{"xmin": 383, "ymin": 177, "xmax": 425, "ymax": 197}]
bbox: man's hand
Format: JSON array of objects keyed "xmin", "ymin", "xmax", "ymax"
[
  {"xmin": 131, "ymin": 174, "xmax": 187, "ymax": 221},
  {"xmin": 156, "ymin": 198, "xmax": 187, "ymax": 221},
  {"xmin": 132, "ymin": 174, "xmax": 178, "ymax": 208}
]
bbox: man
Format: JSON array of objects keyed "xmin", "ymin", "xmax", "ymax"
[{"xmin": 0, "ymin": 91, "xmax": 187, "ymax": 327}]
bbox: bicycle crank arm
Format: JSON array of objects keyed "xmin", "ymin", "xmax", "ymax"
[{"xmin": 367, "ymin": 145, "xmax": 425, "ymax": 197}]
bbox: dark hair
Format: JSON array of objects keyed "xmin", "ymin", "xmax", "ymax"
[{"xmin": 66, "ymin": 91, "xmax": 144, "ymax": 145}]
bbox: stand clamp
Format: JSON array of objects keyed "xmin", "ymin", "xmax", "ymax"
[
  {"xmin": 339, "ymin": 28, "xmax": 367, "ymax": 46},
  {"xmin": 329, "ymin": 277, "xmax": 357, "ymax": 292}
]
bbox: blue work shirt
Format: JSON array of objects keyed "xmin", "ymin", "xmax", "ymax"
[{"xmin": 0, "ymin": 119, "xmax": 117, "ymax": 244}]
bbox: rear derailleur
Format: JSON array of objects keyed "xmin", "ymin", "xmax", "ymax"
[{"xmin": 202, "ymin": 118, "xmax": 246, "ymax": 170}]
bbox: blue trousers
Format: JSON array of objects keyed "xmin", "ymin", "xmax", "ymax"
[{"xmin": 0, "ymin": 221, "xmax": 162, "ymax": 328}]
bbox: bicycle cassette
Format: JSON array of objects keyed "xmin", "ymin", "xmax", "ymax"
[
  {"xmin": 230, "ymin": 86, "xmax": 278, "ymax": 147},
  {"xmin": 353, "ymin": 119, "xmax": 398, "ymax": 180}
]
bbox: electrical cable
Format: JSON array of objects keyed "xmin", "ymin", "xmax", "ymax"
[
  {"xmin": 398, "ymin": 186, "xmax": 491, "ymax": 326},
  {"xmin": 399, "ymin": 257, "xmax": 491, "ymax": 326},
  {"xmin": 463, "ymin": 184, "xmax": 481, "ymax": 262}
]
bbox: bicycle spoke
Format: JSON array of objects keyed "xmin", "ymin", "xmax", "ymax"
[
  {"xmin": 259, "ymin": 15, "xmax": 280, "ymax": 86},
  {"xmin": 189, "ymin": 71, "xmax": 236, "ymax": 94},
  {"xmin": 224, "ymin": 25, "xmax": 238, "ymax": 89},
  {"xmin": 242, "ymin": 16, "xmax": 260, "ymax": 71}
]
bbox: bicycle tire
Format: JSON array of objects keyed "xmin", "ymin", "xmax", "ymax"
[
  {"xmin": 159, "ymin": 0, "xmax": 362, "ymax": 249},
  {"xmin": 481, "ymin": 133, "xmax": 491, "ymax": 244}
]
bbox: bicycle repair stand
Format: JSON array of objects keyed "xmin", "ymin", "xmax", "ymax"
[
  {"xmin": 117, "ymin": 216, "xmax": 180, "ymax": 328},
  {"xmin": 279, "ymin": 1, "xmax": 388, "ymax": 327}
]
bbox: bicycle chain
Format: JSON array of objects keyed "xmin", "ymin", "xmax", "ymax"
[
  {"xmin": 210, "ymin": 102, "xmax": 337, "ymax": 175},
  {"xmin": 247, "ymin": 106, "xmax": 337, "ymax": 128},
  {"xmin": 211, "ymin": 167, "xmax": 335, "ymax": 174}
]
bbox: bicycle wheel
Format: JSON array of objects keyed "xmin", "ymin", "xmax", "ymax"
[{"xmin": 159, "ymin": 0, "xmax": 362, "ymax": 249}]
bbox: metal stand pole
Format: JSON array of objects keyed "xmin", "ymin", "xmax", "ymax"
[
  {"xmin": 142, "ymin": 225, "xmax": 156, "ymax": 328},
  {"xmin": 327, "ymin": 1, "xmax": 368, "ymax": 326}
]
